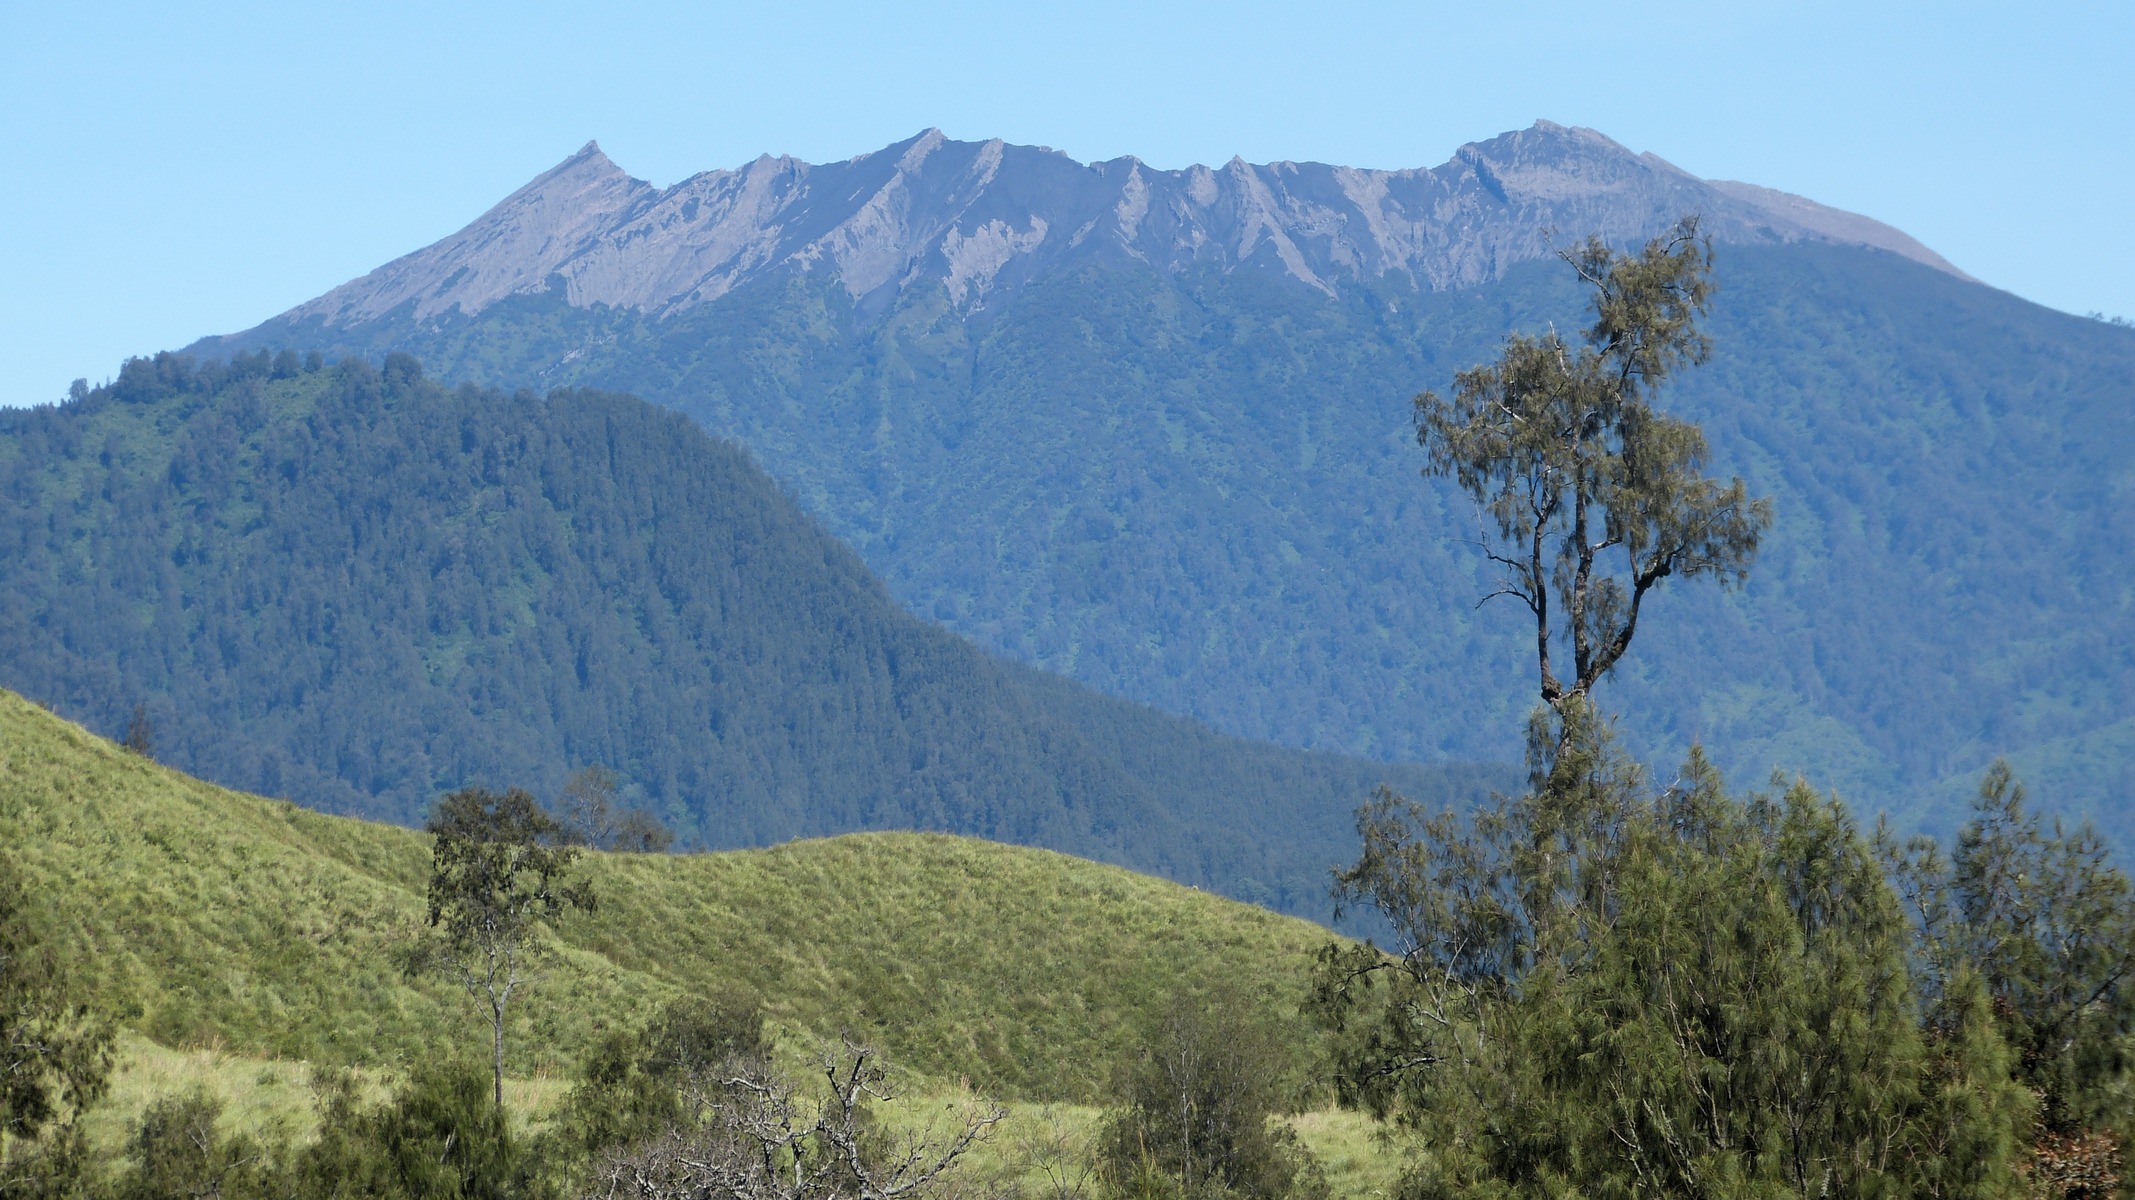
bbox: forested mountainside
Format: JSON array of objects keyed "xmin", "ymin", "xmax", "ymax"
[
  {"xmin": 0, "ymin": 354, "xmax": 1490, "ymax": 915},
  {"xmin": 191, "ymin": 125, "xmax": 2135, "ymax": 835}
]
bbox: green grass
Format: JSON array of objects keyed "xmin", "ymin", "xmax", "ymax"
[
  {"xmin": 86, "ymin": 1034, "xmax": 328, "ymax": 1152},
  {"xmin": 85, "ymin": 1035, "xmax": 560, "ymax": 1153},
  {"xmin": 0, "ymin": 688, "xmax": 1337, "ymax": 1102},
  {"xmin": 87, "ymin": 1040, "xmax": 1407, "ymax": 1198},
  {"xmin": 6, "ymin": 686, "xmax": 1406, "ymax": 1185}
]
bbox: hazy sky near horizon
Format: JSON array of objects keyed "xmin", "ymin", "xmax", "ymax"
[{"xmin": 3, "ymin": 1, "xmax": 2129, "ymax": 407}]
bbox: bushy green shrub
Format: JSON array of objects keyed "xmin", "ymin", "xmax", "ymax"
[
  {"xmin": 1318, "ymin": 705, "xmax": 2033, "ymax": 1199},
  {"xmin": 0, "ymin": 851, "xmax": 109, "ymax": 1199},
  {"xmin": 278, "ymin": 1062, "xmax": 541, "ymax": 1200},
  {"xmin": 107, "ymin": 1063, "xmax": 537, "ymax": 1199},
  {"xmin": 115, "ymin": 1091, "xmax": 275, "ymax": 1200},
  {"xmin": 550, "ymin": 990, "xmax": 769, "ymax": 1163},
  {"xmin": 1099, "ymin": 992, "xmax": 1325, "ymax": 1200}
]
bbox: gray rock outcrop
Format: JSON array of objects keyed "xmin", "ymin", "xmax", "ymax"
[{"xmin": 281, "ymin": 121, "xmax": 1968, "ymax": 327}]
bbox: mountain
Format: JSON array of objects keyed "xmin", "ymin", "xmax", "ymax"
[
  {"xmin": 187, "ymin": 123, "xmax": 2135, "ymax": 835},
  {"xmin": 0, "ymin": 687, "xmax": 1333, "ymax": 1101},
  {"xmin": 0, "ymin": 354, "xmax": 1491, "ymax": 916},
  {"xmin": 236, "ymin": 121, "xmax": 1964, "ymax": 330}
]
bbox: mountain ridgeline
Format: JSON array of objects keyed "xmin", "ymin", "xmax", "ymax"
[
  {"xmin": 188, "ymin": 123, "xmax": 2135, "ymax": 835},
  {"xmin": 0, "ymin": 353, "xmax": 1490, "ymax": 915},
  {"xmin": 227, "ymin": 121, "xmax": 1964, "ymax": 330}
]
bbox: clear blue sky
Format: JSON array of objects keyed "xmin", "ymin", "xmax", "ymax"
[{"xmin": 3, "ymin": 1, "xmax": 2129, "ymax": 407}]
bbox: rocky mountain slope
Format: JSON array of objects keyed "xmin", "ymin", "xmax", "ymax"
[{"xmin": 260, "ymin": 121, "xmax": 1965, "ymax": 330}]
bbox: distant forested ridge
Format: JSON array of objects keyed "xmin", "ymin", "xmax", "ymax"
[
  {"xmin": 199, "ymin": 244, "xmax": 2135, "ymax": 836},
  {"xmin": 0, "ymin": 353, "xmax": 1489, "ymax": 914}
]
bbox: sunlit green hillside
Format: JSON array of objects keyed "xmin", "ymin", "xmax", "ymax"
[{"xmin": 0, "ymin": 688, "xmax": 1333, "ymax": 1102}]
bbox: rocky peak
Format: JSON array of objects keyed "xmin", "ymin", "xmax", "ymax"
[
  {"xmin": 275, "ymin": 123, "xmax": 1971, "ymax": 328},
  {"xmin": 1704, "ymin": 178, "xmax": 1972, "ymax": 280}
]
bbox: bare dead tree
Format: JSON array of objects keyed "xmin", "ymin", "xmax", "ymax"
[
  {"xmin": 557, "ymin": 765, "xmax": 675, "ymax": 853},
  {"xmin": 122, "ymin": 705, "xmax": 154, "ymax": 759},
  {"xmin": 556, "ymin": 766, "xmax": 620, "ymax": 849},
  {"xmin": 583, "ymin": 1042, "xmax": 1006, "ymax": 1200},
  {"xmin": 999, "ymin": 1105, "xmax": 1099, "ymax": 1200}
]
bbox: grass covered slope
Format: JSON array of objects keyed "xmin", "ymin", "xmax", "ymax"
[
  {"xmin": 0, "ymin": 689, "xmax": 1333, "ymax": 1101},
  {"xmin": 0, "ymin": 353, "xmax": 1490, "ymax": 914}
]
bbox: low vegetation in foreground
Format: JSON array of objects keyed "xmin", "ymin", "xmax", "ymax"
[{"xmin": 0, "ymin": 688, "xmax": 1393, "ymax": 1194}]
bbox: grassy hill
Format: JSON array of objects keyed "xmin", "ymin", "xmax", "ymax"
[{"xmin": 0, "ymin": 687, "xmax": 1336, "ymax": 1103}]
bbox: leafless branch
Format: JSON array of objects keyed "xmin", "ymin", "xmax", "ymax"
[{"xmin": 585, "ymin": 1043, "xmax": 1006, "ymax": 1200}]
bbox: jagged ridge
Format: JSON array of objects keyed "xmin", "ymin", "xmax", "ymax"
[{"xmin": 280, "ymin": 121, "xmax": 1968, "ymax": 327}]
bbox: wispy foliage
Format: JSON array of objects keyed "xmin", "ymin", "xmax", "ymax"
[
  {"xmin": 1415, "ymin": 219, "xmax": 1770, "ymax": 713},
  {"xmin": 417, "ymin": 787, "xmax": 593, "ymax": 1110},
  {"xmin": 1315, "ymin": 704, "xmax": 2031, "ymax": 1198}
]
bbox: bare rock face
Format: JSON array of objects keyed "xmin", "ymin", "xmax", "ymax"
[
  {"xmin": 283, "ymin": 122, "xmax": 1968, "ymax": 327},
  {"xmin": 1701, "ymin": 178, "xmax": 1972, "ymax": 281}
]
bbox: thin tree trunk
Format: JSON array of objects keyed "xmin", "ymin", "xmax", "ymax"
[{"xmin": 492, "ymin": 998, "xmax": 505, "ymax": 1111}]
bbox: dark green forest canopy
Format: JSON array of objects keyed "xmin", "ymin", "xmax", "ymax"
[
  {"xmin": 0, "ymin": 354, "xmax": 1492, "ymax": 917},
  {"xmin": 196, "ymin": 243, "xmax": 2135, "ymax": 837}
]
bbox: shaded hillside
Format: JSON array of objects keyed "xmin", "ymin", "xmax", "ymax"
[
  {"xmin": 0, "ymin": 688, "xmax": 1335, "ymax": 1100},
  {"xmin": 0, "ymin": 356, "xmax": 1488, "ymax": 914}
]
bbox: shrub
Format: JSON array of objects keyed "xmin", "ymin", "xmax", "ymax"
[
  {"xmin": 1099, "ymin": 992, "xmax": 1324, "ymax": 1200},
  {"xmin": 551, "ymin": 990, "xmax": 769, "ymax": 1162}
]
